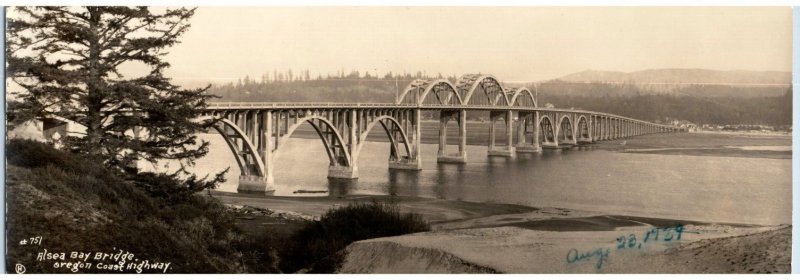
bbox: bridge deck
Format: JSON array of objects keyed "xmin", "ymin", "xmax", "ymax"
[{"xmin": 206, "ymin": 102, "xmax": 671, "ymax": 127}]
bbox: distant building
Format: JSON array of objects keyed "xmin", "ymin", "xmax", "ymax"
[{"xmin": 40, "ymin": 117, "xmax": 88, "ymax": 148}]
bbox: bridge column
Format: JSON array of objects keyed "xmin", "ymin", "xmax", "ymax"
[
  {"xmin": 329, "ymin": 109, "xmax": 359, "ymax": 179},
  {"xmin": 569, "ymin": 113, "xmax": 579, "ymax": 145},
  {"xmin": 389, "ymin": 109, "xmax": 423, "ymax": 170},
  {"xmin": 438, "ymin": 110, "xmax": 467, "ymax": 163},
  {"xmin": 578, "ymin": 115, "xmax": 593, "ymax": 144},
  {"xmin": 611, "ymin": 118, "xmax": 619, "ymax": 140},
  {"xmin": 488, "ymin": 110, "xmax": 514, "ymax": 156},
  {"xmin": 623, "ymin": 121, "xmax": 628, "ymax": 138},
  {"xmin": 459, "ymin": 109, "xmax": 468, "ymax": 158},
  {"xmin": 239, "ymin": 110, "xmax": 275, "ymax": 193},
  {"xmin": 515, "ymin": 111, "xmax": 541, "ymax": 153},
  {"xmin": 488, "ymin": 111, "xmax": 497, "ymax": 151},
  {"xmin": 631, "ymin": 122, "xmax": 634, "ymax": 137},
  {"xmin": 506, "ymin": 111, "xmax": 515, "ymax": 153},
  {"xmin": 598, "ymin": 116, "xmax": 603, "ymax": 141},
  {"xmin": 532, "ymin": 111, "xmax": 541, "ymax": 150},
  {"xmin": 600, "ymin": 116, "xmax": 608, "ymax": 141},
  {"xmin": 438, "ymin": 111, "xmax": 448, "ymax": 156},
  {"xmin": 622, "ymin": 120, "xmax": 628, "ymax": 138},
  {"xmin": 622, "ymin": 120, "xmax": 626, "ymax": 138},
  {"xmin": 629, "ymin": 122, "xmax": 633, "ymax": 137},
  {"xmin": 608, "ymin": 117, "xmax": 613, "ymax": 140}
]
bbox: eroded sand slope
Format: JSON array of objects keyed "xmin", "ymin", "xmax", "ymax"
[{"xmin": 338, "ymin": 225, "xmax": 790, "ymax": 273}]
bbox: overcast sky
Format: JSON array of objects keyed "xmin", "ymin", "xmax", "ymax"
[{"xmin": 156, "ymin": 7, "xmax": 792, "ymax": 85}]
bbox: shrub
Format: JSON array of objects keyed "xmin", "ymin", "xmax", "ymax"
[
  {"xmin": 130, "ymin": 168, "xmax": 228, "ymax": 204},
  {"xmin": 7, "ymin": 138, "xmax": 228, "ymax": 205},
  {"xmin": 6, "ymin": 138, "xmax": 90, "ymax": 172},
  {"xmin": 279, "ymin": 201, "xmax": 430, "ymax": 273}
]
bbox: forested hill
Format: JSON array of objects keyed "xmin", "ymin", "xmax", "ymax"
[
  {"xmin": 555, "ymin": 69, "xmax": 791, "ymax": 86},
  {"xmin": 206, "ymin": 70, "xmax": 792, "ymax": 126}
]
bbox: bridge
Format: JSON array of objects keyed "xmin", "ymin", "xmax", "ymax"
[{"xmin": 200, "ymin": 74, "xmax": 685, "ymax": 193}]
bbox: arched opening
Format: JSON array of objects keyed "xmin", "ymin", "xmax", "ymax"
[
  {"xmin": 539, "ymin": 115, "xmax": 555, "ymax": 143},
  {"xmin": 353, "ymin": 115, "xmax": 413, "ymax": 165},
  {"xmin": 272, "ymin": 115, "xmax": 351, "ymax": 168},
  {"xmin": 557, "ymin": 115, "xmax": 574, "ymax": 144},
  {"xmin": 576, "ymin": 116, "xmax": 590, "ymax": 140},
  {"xmin": 209, "ymin": 118, "xmax": 265, "ymax": 177},
  {"xmin": 270, "ymin": 120, "xmax": 337, "ymax": 195},
  {"xmin": 188, "ymin": 116, "xmax": 265, "ymax": 193}
]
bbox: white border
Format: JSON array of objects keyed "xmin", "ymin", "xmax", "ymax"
[
  {"xmin": 0, "ymin": 0, "xmax": 800, "ymax": 6},
  {"xmin": 2, "ymin": 2, "xmax": 798, "ymax": 279}
]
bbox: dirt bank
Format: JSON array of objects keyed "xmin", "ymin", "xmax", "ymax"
[
  {"xmin": 337, "ymin": 225, "xmax": 789, "ymax": 273},
  {"xmin": 211, "ymin": 191, "xmax": 537, "ymax": 224},
  {"xmin": 214, "ymin": 191, "xmax": 789, "ymax": 273}
]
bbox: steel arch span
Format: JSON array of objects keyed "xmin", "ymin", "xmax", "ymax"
[
  {"xmin": 397, "ymin": 79, "xmax": 463, "ymax": 106},
  {"xmin": 507, "ymin": 87, "xmax": 537, "ymax": 108},
  {"xmin": 457, "ymin": 74, "xmax": 509, "ymax": 106}
]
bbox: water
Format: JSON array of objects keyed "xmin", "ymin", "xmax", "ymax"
[{"xmin": 188, "ymin": 133, "xmax": 791, "ymax": 226}]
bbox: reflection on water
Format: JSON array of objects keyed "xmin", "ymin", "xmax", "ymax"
[{"xmin": 190, "ymin": 134, "xmax": 791, "ymax": 225}]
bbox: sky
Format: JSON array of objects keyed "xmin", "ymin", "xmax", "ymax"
[{"xmin": 152, "ymin": 7, "xmax": 792, "ymax": 85}]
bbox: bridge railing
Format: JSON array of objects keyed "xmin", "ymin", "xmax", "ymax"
[{"xmin": 205, "ymin": 102, "xmax": 681, "ymax": 129}]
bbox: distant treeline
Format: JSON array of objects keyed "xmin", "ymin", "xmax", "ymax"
[
  {"xmin": 539, "ymin": 91, "xmax": 791, "ymax": 126},
  {"xmin": 535, "ymin": 81, "xmax": 792, "ymax": 126},
  {"xmin": 207, "ymin": 73, "xmax": 792, "ymax": 126},
  {"xmin": 210, "ymin": 71, "xmax": 440, "ymax": 103}
]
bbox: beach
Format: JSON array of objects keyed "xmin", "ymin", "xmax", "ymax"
[{"xmin": 215, "ymin": 191, "xmax": 791, "ymax": 273}]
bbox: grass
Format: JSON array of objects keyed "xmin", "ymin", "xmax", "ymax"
[{"xmin": 5, "ymin": 139, "xmax": 273, "ymax": 273}]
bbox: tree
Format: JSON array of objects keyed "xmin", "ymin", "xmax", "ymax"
[{"xmin": 7, "ymin": 6, "xmax": 218, "ymax": 169}]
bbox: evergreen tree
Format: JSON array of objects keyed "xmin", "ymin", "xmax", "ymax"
[{"xmin": 7, "ymin": 6, "xmax": 218, "ymax": 169}]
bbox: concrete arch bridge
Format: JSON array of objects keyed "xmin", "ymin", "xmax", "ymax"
[{"xmin": 201, "ymin": 73, "xmax": 685, "ymax": 193}]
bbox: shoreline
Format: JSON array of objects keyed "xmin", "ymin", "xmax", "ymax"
[
  {"xmin": 206, "ymin": 130, "xmax": 791, "ymax": 273},
  {"xmin": 211, "ymin": 190, "xmax": 786, "ymax": 228},
  {"xmin": 217, "ymin": 191, "xmax": 790, "ymax": 273}
]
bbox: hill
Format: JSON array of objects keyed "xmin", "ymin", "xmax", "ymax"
[
  {"xmin": 205, "ymin": 70, "xmax": 792, "ymax": 125},
  {"xmin": 4, "ymin": 139, "xmax": 280, "ymax": 273},
  {"xmin": 554, "ymin": 69, "xmax": 791, "ymax": 86}
]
